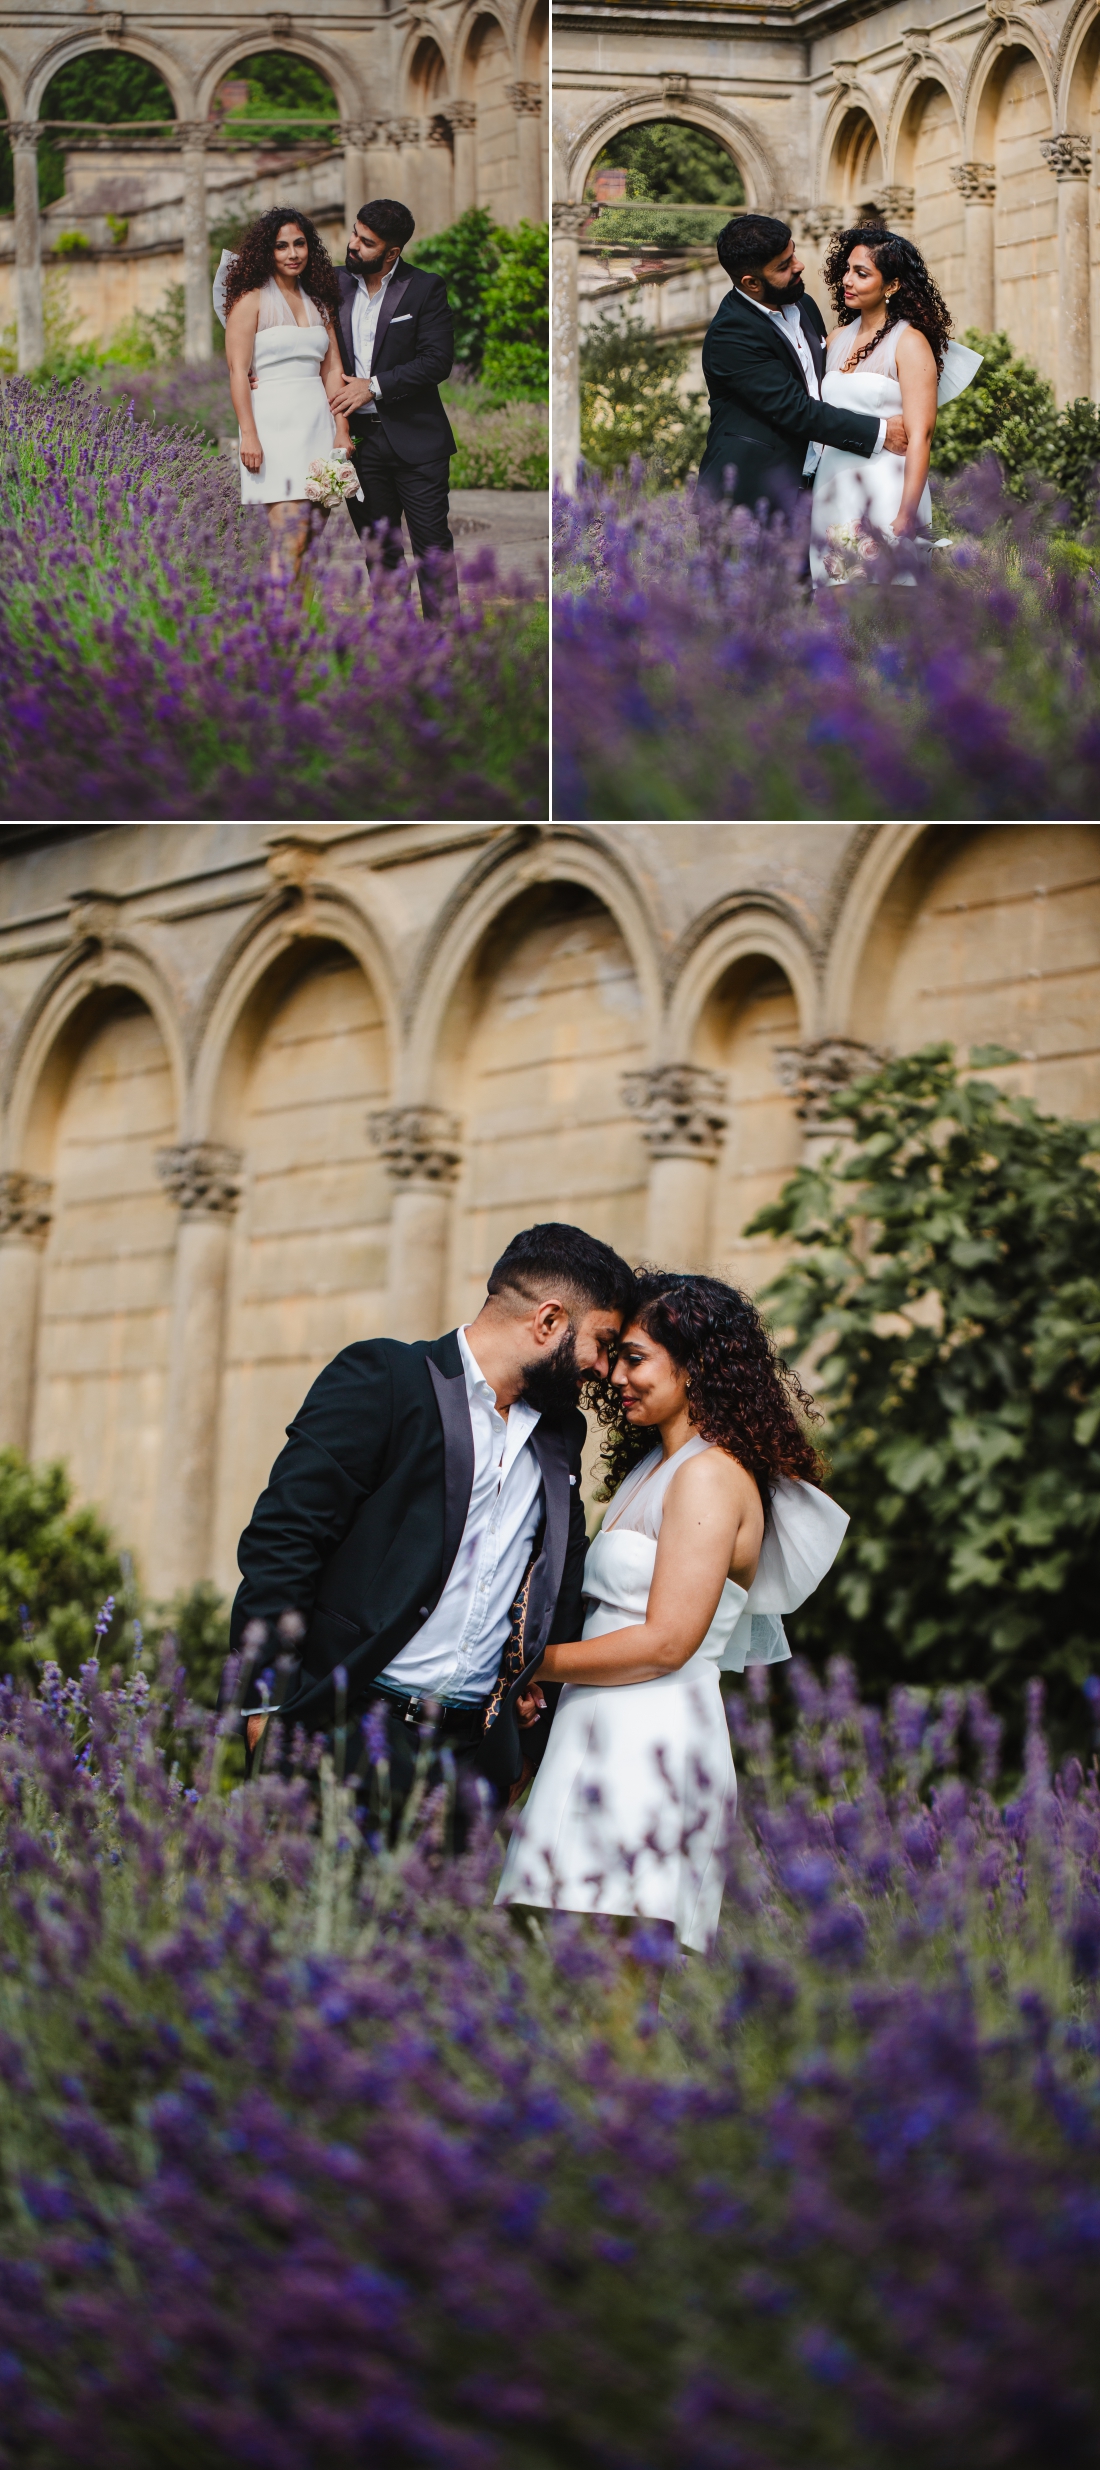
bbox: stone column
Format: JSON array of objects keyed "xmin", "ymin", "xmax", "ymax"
[
  {"xmin": 152, "ymin": 1142, "xmax": 242, "ymax": 1596},
  {"xmin": 448, "ymin": 101, "xmax": 478, "ymax": 217},
  {"xmin": 622, "ymin": 1068, "xmax": 728, "ymax": 1270},
  {"xmin": 178, "ymin": 123, "xmax": 213, "ymax": 365},
  {"xmin": 365, "ymin": 117, "xmax": 402, "ymax": 203},
  {"xmin": 774, "ymin": 1039, "xmax": 882, "ymax": 1167},
  {"xmin": 341, "ymin": 121, "xmax": 369, "ymax": 231},
  {"xmin": 10, "ymin": 125, "xmax": 44, "ymax": 374},
  {"xmin": 507, "ymin": 83, "xmax": 544, "ymax": 223},
  {"xmin": 392, "ymin": 117, "xmax": 426, "ymax": 228},
  {"xmin": 0, "ymin": 1174, "xmax": 52, "ymax": 1453},
  {"xmin": 1041, "ymin": 136, "xmax": 1092, "ymax": 404},
  {"xmin": 369, "ymin": 1108, "xmax": 462, "ymax": 1343},
  {"xmin": 950, "ymin": 164, "xmax": 996, "ymax": 335},
  {"xmin": 424, "ymin": 118, "xmax": 455, "ymax": 234},
  {"xmin": 552, "ymin": 202, "xmax": 589, "ymax": 489}
]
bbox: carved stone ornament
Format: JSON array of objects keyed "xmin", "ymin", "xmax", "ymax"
[
  {"xmin": 621, "ymin": 1066, "xmax": 728, "ymax": 1161},
  {"xmin": 156, "ymin": 1143, "xmax": 243, "ymax": 1215},
  {"xmin": 368, "ymin": 1107, "xmax": 463, "ymax": 1184},
  {"xmin": 391, "ymin": 117, "xmax": 423, "ymax": 147},
  {"xmin": 830, "ymin": 60, "xmax": 858, "ymax": 92},
  {"xmin": 8, "ymin": 124, "xmax": 42, "ymax": 153},
  {"xmin": 0, "ymin": 1173, "xmax": 53, "ymax": 1243},
  {"xmin": 662, "ymin": 72, "xmax": 689, "ymax": 100},
  {"xmin": 879, "ymin": 183, "xmax": 916, "ymax": 222},
  {"xmin": 951, "ymin": 161, "xmax": 995, "ymax": 202},
  {"xmin": 773, "ymin": 1039, "xmax": 883, "ymax": 1124},
  {"xmin": 1040, "ymin": 134, "xmax": 1091, "ymax": 181},
  {"xmin": 506, "ymin": 82, "xmax": 543, "ymax": 115},
  {"xmin": 99, "ymin": 11, "xmax": 125, "ymax": 37},
  {"xmin": 67, "ymin": 888, "xmax": 123, "ymax": 948},
  {"xmin": 340, "ymin": 120, "xmax": 371, "ymax": 148},
  {"xmin": 553, "ymin": 201, "xmax": 592, "ymax": 239},
  {"xmin": 799, "ymin": 202, "xmax": 843, "ymax": 245},
  {"xmin": 426, "ymin": 117, "xmax": 454, "ymax": 146},
  {"xmin": 268, "ymin": 12, "xmax": 292, "ymax": 38},
  {"xmin": 446, "ymin": 100, "xmax": 477, "ymax": 130},
  {"xmin": 176, "ymin": 121, "xmax": 214, "ymax": 150},
  {"xmin": 902, "ymin": 26, "xmax": 930, "ymax": 57}
]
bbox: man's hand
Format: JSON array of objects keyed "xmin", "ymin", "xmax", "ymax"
[
  {"xmin": 329, "ymin": 376, "xmax": 376, "ymax": 415},
  {"xmin": 246, "ymin": 1713, "xmax": 269, "ymax": 1755},
  {"xmin": 883, "ymin": 416, "xmax": 908, "ymax": 456}
]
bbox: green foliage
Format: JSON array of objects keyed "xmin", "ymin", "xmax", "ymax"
[
  {"xmin": 447, "ymin": 388, "xmax": 548, "ymax": 487},
  {"xmin": 749, "ymin": 1047, "xmax": 1100, "ymax": 1741},
  {"xmin": 481, "ymin": 220, "xmax": 548, "ymax": 396},
  {"xmin": 156, "ymin": 1579, "xmax": 231, "ymax": 1708},
  {"xmin": 580, "ymin": 307, "xmax": 709, "ymax": 486},
  {"xmin": 932, "ymin": 329, "xmax": 1100, "ymax": 526},
  {"xmin": 589, "ymin": 119, "xmax": 745, "ymax": 206},
  {"xmin": 37, "ymin": 53, "xmax": 175, "ymax": 211},
  {"xmin": 216, "ymin": 51, "xmax": 338, "ymax": 147},
  {"xmin": 0, "ymin": 1450, "xmax": 127, "ymax": 1681},
  {"xmin": 51, "ymin": 230, "xmax": 93, "ymax": 257},
  {"xmin": 0, "ymin": 275, "xmax": 184, "ymax": 383},
  {"xmin": 407, "ymin": 207, "xmax": 499, "ymax": 369}
]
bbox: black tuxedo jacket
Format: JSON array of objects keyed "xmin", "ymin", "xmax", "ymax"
[
  {"xmin": 698, "ymin": 287, "xmax": 881, "ymax": 518},
  {"xmin": 336, "ymin": 261, "xmax": 457, "ymax": 465},
  {"xmin": 229, "ymin": 1330, "xmax": 587, "ymax": 1748}
]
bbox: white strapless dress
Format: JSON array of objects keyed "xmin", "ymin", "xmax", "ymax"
[
  {"xmin": 495, "ymin": 1439, "xmax": 848, "ymax": 1953},
  {"xmin": 236, "ymin": 280, "xmax": 336, "ymax": 507},
  {"xmin": 810, "ymin": 326, "xmax": 982, "ymax": 587}
]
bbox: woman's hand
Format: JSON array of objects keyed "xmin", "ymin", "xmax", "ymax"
[
  {"xmin": 333, "ymin": 417, "xmax": 353, "ymax": 453},
  {"xmin": 239, "ymin": 433, "xmax": 263, "ymax": 474},
  {"xmin": 892, "ymin": 504, "xmax": 919, "ymax": 539},
  {"xmin": 515, "ymin": 1681, "xmax": 547, "ymax": 1727}
]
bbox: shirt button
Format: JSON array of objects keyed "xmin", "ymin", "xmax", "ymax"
[{"xmin": 419, "ymin": 1606, "xmax": 429, "ymax": 1619}]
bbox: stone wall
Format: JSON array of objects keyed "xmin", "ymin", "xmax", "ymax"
[
  {"xmin": 1, "ymin": 0, "xmax": 548, "ymax": 366},
  {"xmin": 0, "ymin": 823, "xmax": 1097, "ymax": 1601},
  {"xmin": 553, "ymin": 0, "xmax": 1100, "ymax": 481}
]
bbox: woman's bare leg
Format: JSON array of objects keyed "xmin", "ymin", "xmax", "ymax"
[{"xmin": 265, "ymin": 500, "xmax": 325, "ymax": 585}]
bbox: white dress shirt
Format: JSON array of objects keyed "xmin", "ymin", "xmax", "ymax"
[
  {"xmin": 350, "ymin": 261, "xmax": 399, "ymax": 411},
  {"xmin": 376, "ymin": 1325, "xmax": 544, "ymax": 1702},
  {"xmin": 743, "ymin": 290, "xmax": 886, "ymax": 472}
]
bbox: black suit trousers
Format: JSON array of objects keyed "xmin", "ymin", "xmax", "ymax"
[{"xmin": 346, "ymin": 421, "xmax": 458, "ymax": 618}]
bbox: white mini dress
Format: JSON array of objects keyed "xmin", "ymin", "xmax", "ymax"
[
  {"xmin": 495, "ymin": 1438, "xmax": 848, "ymax": 1953},
  {"xmin": 238, "ymin": 278, "xmax": 336, "ymax": 507}
]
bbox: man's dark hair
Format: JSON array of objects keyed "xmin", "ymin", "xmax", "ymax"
[
  {"xmin": 357, "ymin": 197, "xmax": 416, "ymax": 250},
  {"xmin": 488, "ymin": 1223, "xmax": 634, "ymax": 1319},
  {"xmin": 715, "ymin": 214, "xmax": 792, "ymax": 286}
]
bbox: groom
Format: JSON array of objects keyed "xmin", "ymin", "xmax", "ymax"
[
  {"xmin": 698, "ymin": 213, "xmax": 909, "ymax": 521},
  {"xmin": 328, "ymin": 197, "xmax": 459, "ymax": 618},
  {"xmin": 231, "ymin": 1222, "xmax": 634, "ymax": 1833}
]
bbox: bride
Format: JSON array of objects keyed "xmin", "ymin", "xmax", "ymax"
[
  {"xmin": 809, "ymin": 225, "xmax": 979, "ymax": 586},
  {"xmin": 221, "ymin": 208, "xmax": 353, "ymax": 583},
  {"xmin": 496, "ymin": 1273, "xmax": 847, "ymax": 1953}
]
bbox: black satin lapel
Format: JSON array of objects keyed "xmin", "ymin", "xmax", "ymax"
[
  {"xmin": 372, "ymin": 267, "xmax": 412, "ymax": 367},
  {"xmin": 529, "ymin": 1424, "xmax": 571, "ymax": 1633},
  {"xmin": 336, "ymin": 273, "xmax": 357, "ymax": 375},
  {"xmin": 426, "ymin": 1357, "xmax": 475, "ymax": 1586},
  {"xmin": 799, "ymin": 303, "xmax": 825, "ymax": 386}
]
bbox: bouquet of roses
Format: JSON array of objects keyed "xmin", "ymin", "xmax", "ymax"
[{"xmin": 305, "ymin": 451, "xmax": 363, "ymax": 510}]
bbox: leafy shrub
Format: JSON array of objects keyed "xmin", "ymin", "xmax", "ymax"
[
  {"xmin": 406, "ymin": 205, "xmax": 500, "ymax": 370},
  {"xmin": 449, "ymin": 394, "xmax": 548, "ymax": 488},
  {"xmin": 750, "ymin": 1047, "xmax": 1100, "ymax": 1743},
  {"xmin": 553, "ymin": 463, "xmax": 1100, "ymax": 818},
  {"xmin": 1, "ymin": 1648, "xmax": 1100, "ymax": 2464},
  {"xmin": 156, "ymin": 1578, "xmax": 231, "ymax": 1707},
  {"xmin": 0, "ymin": 1449, "xmax": 125, "ymax": 1680},
  {"xmin": 481, "ymin": 220, "xmax": 548, "ymax": 397},
  {"xmin": 0, "ymin": 377, "xmax": 546, "ymax": 819},
  {"xmin": 588, "ymin": 118, "xmax": 746, "ymax": 207},
  {"xmin": 580, "ymin": 308, "xmax": 709, "ymax": 485},
  {"xmin": 592, "ymin": 205, "xmax": 729, "ymax": 248},
  {"xmin": 932, "ymin": 328, "xmax": 1100, "ymax": 526},
  {"xmin": 51, "ymin": 229, "xmax": 93, "ymax": 257}
]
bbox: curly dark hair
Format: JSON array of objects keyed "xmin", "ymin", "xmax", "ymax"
[
  {"xmin": 587, "ymin": 1270, "xmax": 823, "ymax": 1503},
  {"xmin": 222, "ymin": 207, "xmax": 341, "ymax": 323},
  {"xmin": 822, "ymin": 225, "xmax": 951, "ymax": 374}
]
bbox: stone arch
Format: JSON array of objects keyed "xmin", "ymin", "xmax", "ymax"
[
  {"xmin": 0, "ymin": 48, "xmax": 27, "ymax": 116},
  {"xmin": 403, "ymin": 29, "xmax": 451, "ymax": 112},
  {"xmin": 968, "ymin": 38, "xmax": 1058, "ymax": 375},
  {"xmin": 28, "ymin": 34, "xmax": 192, "ymax": 120},
  {"xmin": 4, "ymin": 937, "xmax": 186, "ymax": 1176},
  {"xmin": 196, "ymin": 32, "xmax": 360, "ymax": 121},
  {"xmin": 191, "ymin": 882, "xmax": 400, "ymax": 1145},
  {"xmin": 820, "ymin": 95, "xmax": 888, "ymax": 220},
  {"xmin": 569, "ymin": 93, "xmax": 779, "ymax": 211},
  {"xmin": 456, "ymin": 9, "xmax": 519, "ymax": 220},
  {"xmin": 966, "ymin": 22, "xmax": 1056, "ymax": 152},
  {"xmin": 405, "ymin": 832, "xmax": 663, "ymax": 1098},
  {"xmin": 518, "ymin": 0, "xmax": 548, "ymax": 84},
  {"xmin": 665, "ymin": 899, "xmax": 819, "ymax": 1060},
  {"xmin": 891, "ymin": 75, "xmax": 966, "ymax": 306},
  {"xmin": 1058, "ymin": 0, "xmax": 1100, "ymax": 122}
]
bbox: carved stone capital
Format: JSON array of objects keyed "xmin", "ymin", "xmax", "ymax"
[
  {"xmin": 951, "ymin": 160, "xmax": 995, "ymax": 203},
  {"xmin": 506, "ymin": 81, "xmax": 543, "ymax": 115},
  {"xmin": 176, "ymin": 121, "xmax": 215, "ymax": 151},
  {"xmin": 0, "ymin": 1173, "xmax": 52, "ymax": 1243},
  {"xmin": 8, "ymin": 123, "xmax": 42, "ymax": 154},
  {"xmin": 622, "ymin": 1066, "xmax": 728, "ymax": 1160},
  {"xmin": 879, "ymin": 183, "xmax": 915, "ymax": 223},
  {"xmin": 830, "ymin": 60, "xmax": 858, "ymax": 93},
  {"xmin": 340, "ymin": 120, "xmax": 371, "ymax": 148},
  {"xmin": 799, "ymin": 201, "xmax": 842, "ymax": 245},
  {"xmin": 390, "ymin": 116, "xmax": 423, "ymax": 147},
  {"xmin": 369, "ymin": 1107, "xmax": 463, "ymax": 1184},
  {"xmin": 156, "ymin": 1142, "xmax": 243, "ymax": 1215},
  {"xmin": 426, "ymin": 117, "xmax": 453, "ymax": 146},
  {"xmin": 553, "ymin": 201, "xmax": 591, "ymax": 239},
  {"xmin": 1041, "ymin": 133, "xmax": 1091, "ymax": 181},
  {"xmin": 67, "ymin": 888, "xmax": 123, "ymax": 948},
  {"xmin": 446, "ymin": 99, "xmax": 477, "ymax": 130},
  {"xmin": 773, "ymin": 1039, "xmax": 883, "ymax": 1124}
]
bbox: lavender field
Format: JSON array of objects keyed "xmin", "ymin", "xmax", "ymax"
[
  {"xmin": 0, "ymin": 379, "xmax": 547, "ymax": 822},
  {"xmin": 554, "ymin": 467, "xmax": 1100, "ymax": 821},
  {"xmin": 0, "ymin": 1639, "xmax": 1097, "ymax": 2467}
]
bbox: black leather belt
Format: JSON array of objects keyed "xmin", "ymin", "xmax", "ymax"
[{"xmin": 367, "ymin": 1684, "xmax": 488, "ymax": 1741}]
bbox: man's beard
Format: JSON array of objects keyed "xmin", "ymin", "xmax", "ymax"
[
  {"xmin": 517, "ymin": 1327, "xmax": 583, "ymax": 1419},
  {"xmin": 760, "ymin": 271, "xmax": 805, "ymax": 307},
  {"xmin": 347, "ymin": 243, "xmax": 384, "ymax": 276}
]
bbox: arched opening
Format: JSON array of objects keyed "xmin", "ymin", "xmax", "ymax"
[
  {"xmin": 408, "ymin": 37, "xmax": 453, "ymax": 231},
  {"xmin": 210, "ymin": 940, "xmax": 390, "ymax": 1594},
  {"xmin": 585, "ymin": 117, "xmax": 744, "ymax": 247},
  {"xmin": 37, "ymin": 50, "xmax": 176, "ymax": 214},
  {"xmin": 440, "ymin": 882, "xmax": 648, "ymax": 1328},
  {"xmin": 0, "ymin": 77, "xmax": 14, "ymax": 227},
  {"xmin": 692, "ymin": 956, "xmax": 803, "ymax": 1296},
  {"xmin": 991, "ymin": 47, "xmax": 1057, "ymax": 376},
  {"xmin": 29, "ymin": 987, "xmax": 178, "ymax": 1576},
  {"xmin": 852, "ymin": 824, "xmax": 1100, "ymax": 1115},
  {"xmin": 827, "ymin": 105, "xmax": 886, "ymax": 222},
  {"xmin": 464, "ymin": 13, "xmax": 516, "ymax": 225},
  {"xmin": 207, "ymin": 50, "xmax": 339, "ymax": 150},
  {"xmin": 898, "ymin": 80, "xmax": 965, "ymax": 310}
]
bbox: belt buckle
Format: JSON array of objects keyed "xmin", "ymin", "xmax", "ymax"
[{"xmin": 403, "ymin": 1696, "xmax": 422, "ymax": 1725}]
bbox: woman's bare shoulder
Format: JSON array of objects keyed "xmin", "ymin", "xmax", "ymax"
[
  {"xmin": 896, "ymin": 322, "xmax": 937, "ymax": 367},
  {"xmin": 668, "ymin": 1446, "xmax": 759, "ymax": 1515}
]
